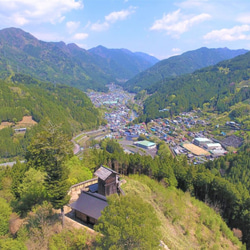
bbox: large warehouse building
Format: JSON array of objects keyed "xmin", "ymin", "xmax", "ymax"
[
  {"xmin": 134, "ymin": 140, "xmax": 156, "ymax": 149},
  {"xmin": 193, "ymin": 138, "xmax": 213, "ymax": 147}
]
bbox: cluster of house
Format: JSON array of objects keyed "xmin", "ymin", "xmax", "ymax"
[
  {"xmin": 225, "ymin": 121, "xmax": 241, "ymax": 130},
  {"xmin": 86, "ymin": 84, "xmax": 244, "ymax": 165},
  {"xmin": 105, "ymin": 108, "xmax": 131, "ymax": 131},
  {"xmin": 87, "ymin": 84, "xmax": 138, "ymax": 131},
  {"xmin": 149, "ymin": 115, "xmax": 209, "ymax": 137},
  {"xmin": 87, "ymin": 83, "xmax": 134, "ymax": 108}
]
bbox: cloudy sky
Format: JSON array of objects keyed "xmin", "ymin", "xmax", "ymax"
[{"xmin": 0, "ymin": 0, "xmax": 250, "ymax": 59}]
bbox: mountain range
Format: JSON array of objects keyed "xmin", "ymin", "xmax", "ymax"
[
  {"xmin": 0, "ymin": 27, "xmax": 249, "ymax": 128},
  {"xmin": 0, "ymin": 27, "xmax": 158, "ymax": 92},
  {"xmin": 1, "ymin": 27, "xmax": 248, "ymax": 94},
  {"xmin": 142, "ymin": 51, "xmax": 250, "ymax": 121},
  {"xmin": 124, "ymin": 47, "xmax": 248, "ymax": 93}
]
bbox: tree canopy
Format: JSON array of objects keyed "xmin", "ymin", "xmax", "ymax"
[
  {"xmin": 25, "ymin": 122, "xmax": 73, "ymax": 210},
  {"xmin": 95, "ymin": 193, "xmax": 161, "ymax": 250}
]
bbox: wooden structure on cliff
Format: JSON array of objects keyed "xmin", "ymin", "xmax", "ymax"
[
  {"xmin": 94, "ymin": 165, "xmax": 119, "ymax": 196},
  {"xmin": 69, "ymin": 165, "xmax": 123, "ymax": 225}
]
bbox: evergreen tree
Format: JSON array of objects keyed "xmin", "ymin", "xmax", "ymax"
[{"xmin": 25, "ymin": 122, "xmax": 73, "ymax": 224}]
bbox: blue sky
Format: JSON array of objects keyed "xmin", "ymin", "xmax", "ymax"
[{"xmin": 0, "ymin": 0, "xmax": 250, "ymax": 59}]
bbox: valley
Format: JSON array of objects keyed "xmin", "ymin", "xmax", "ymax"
[
  {"xmin": 75, "ymin": 84, "xmax": 248, "ymax": 166},
  {"xmin": 0, "ymin": 27, "xmax": 249, "ymax": 250}
]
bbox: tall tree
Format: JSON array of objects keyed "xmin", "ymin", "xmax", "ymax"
[
  {"xmin": 25, "ymin": 122, "xmax": 73, "ymax": 224},
  {"xmin": 17, "ymin": 168, "xmax": 46, "ymax": 213}
]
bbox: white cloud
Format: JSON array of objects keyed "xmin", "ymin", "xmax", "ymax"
[
  {"xmin": 91, "ymin": 6, "xmax": 136, "ymax": 32},
  {"xmin": 91, "ymin": 21, "xmax": 110, "ymax": 32},
  {"xmin": 237, "ymin": 13, "xmax": 250, "ymax": 24},
  {"xmin": 0, "ymin": 0, "xmax": 83, "ymax": 26},
  {"xmin": 105, "ymin": 6, "xmax": 136, "ymax": 23},
  {"xmin": 73, "ymin": 32, "xmax": 88, "ymax": 40},
  {"xmin": 177, "ymin": 0, "xmax": 210, "ymax": 9},
  {"xmin": 12, "ymin": 14, "xmax": 29, "ymax": 26},
  {"xmin": 66, "ymin": 21, "xmax": 80, "ymax": 34},
  {"xmin": 150, "ymin": 9, "xmax": 211, "ymax": 37},
  {"xmin": 203, "ymin": 25, "xmax": 250, "ymax": 41}
]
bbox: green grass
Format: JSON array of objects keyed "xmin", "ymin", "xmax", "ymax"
[{"xmin": 122, "ymin": 175, "xmax": 244, "ymax": 250}]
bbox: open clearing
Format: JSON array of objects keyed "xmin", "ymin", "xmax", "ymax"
[
  {"xmin": 0, "ymin": 116, "xmax": 37, "ymax": 130},
  {"xmin": 0, "ymin": 121, "xmax": 13, "ymax": 130},
  {"xmin": 17, "ymin": 116, "xmax": 37, "ymax": 126}
]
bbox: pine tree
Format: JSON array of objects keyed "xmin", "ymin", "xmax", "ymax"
[{"xmin": 25, "ymin": 121, "xmax": 73, "ymax": 224}]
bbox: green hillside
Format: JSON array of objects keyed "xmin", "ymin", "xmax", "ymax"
[
  {"xmin": 0, "ymin": 73, "xmax": 101, "ymax": 158},
  {"xmin": 124, "ymin": 47, "xmax": 248, "ymax": 93},
  {"xmin": 89, "ymin": 45, "xmax": 159, "ymax": 80},
  {"xmin": 119, "ymin": 175, "xmax": 243, "ymax": 249},
  {"xmin": 0, "ymin": 28, "xmax": 158, "ymax": 92},
  {"xmin": 142, "ymin": 51, "xmax": 250, "ymax": 122},
  {"xmin": 0, "ymin": 136, "xmax": 249, "ymax": 249},
  {"xmin": 0, "ymin": 28, "xmax": 111, "ymax": 92}
]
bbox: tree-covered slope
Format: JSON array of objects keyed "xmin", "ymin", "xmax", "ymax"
[
  {"xmin": 0, "ymin": 28, "xmax": 112, "ymax": 92},
  {"xmin": 88, "ymin": 45, "xmax": 159, "ymax": 80},
  {"xmin": 124, "ymin": 47, "xmax": 248, "ymax": 93},
  {"xmin": 0, "ymin": 137, "xmax": 248, "ymax": 248},
  {"xmin": 96, "ymin": 175, "xmax": 243, "ymax": 249},
  {"xmin": 142, "ymin": 51, "xmax": 250, "ymax": 121},
  {"xmin": 0, "ymin": 73, "xmax": 101, "ymax": 158},
  {"xmin": 0, "ymin": 28, "xmax": 158, "ymax": 91}
]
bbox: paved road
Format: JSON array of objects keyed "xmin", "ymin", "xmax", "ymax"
[
  {"xmin": 72, "ymin": 141, "xmax": 81, "ymax": 155},
  {"xmin": 0, "ymin": 160, "xmax": 25, "ymax": 167}
]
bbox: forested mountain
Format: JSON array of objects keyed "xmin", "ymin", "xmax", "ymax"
[
  {"xmin": 0, "ymin": 28, "xmax": 157, "ymax": 92},
  {"xmin": 0, "ymin": 73, "xmax": 101, "ymax": 158},
  {"xmin": 124, "ymin": 47, "xmax": 248, "ymax": 93},
  {"xmin": 88, "ymin": 45, "xmax": 159, "ymax": 80},
  {"xmin": 142, "ymin": 51, "xmax": 250, "ymax": 121}
]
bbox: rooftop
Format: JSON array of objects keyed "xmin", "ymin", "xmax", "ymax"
[
  {"xmin": 94, "ymin": 165, "xmax": 118, "ymax": 181},
  {"xmin": 206, "ymin": 143, "xmax": 222, "ymax": 147},
  {"xmin": 194, "ymin": 138, "xmax": 212, "ymax": 142},
  {"xmin": 69, "ymin": 191, "xmax": 108, "ymax": 220},
  {"xmin": 135, "ymin": 140, "xmax": 156, "ymax": 147}
]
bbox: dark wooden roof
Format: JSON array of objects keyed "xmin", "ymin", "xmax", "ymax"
[
  {"xmin": 69, "ymin": 191, "xmax": 108, "ymax": 220},
  {"xmin": 94, "ymin": 165, "xmax": 118, "ymax": 181}
]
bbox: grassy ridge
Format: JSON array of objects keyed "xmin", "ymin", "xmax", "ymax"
[{"xmin": 122, "ymin": 175, "xmax": 243, "ymax": 249}]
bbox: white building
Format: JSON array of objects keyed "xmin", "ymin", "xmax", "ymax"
[
  {"xmin": 204, "ymin": 143, "xmax": 222, "ymax": 150},
  {"xmin": 193, "ymin": 137, "xmax": 212, "ymax": 147}
]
